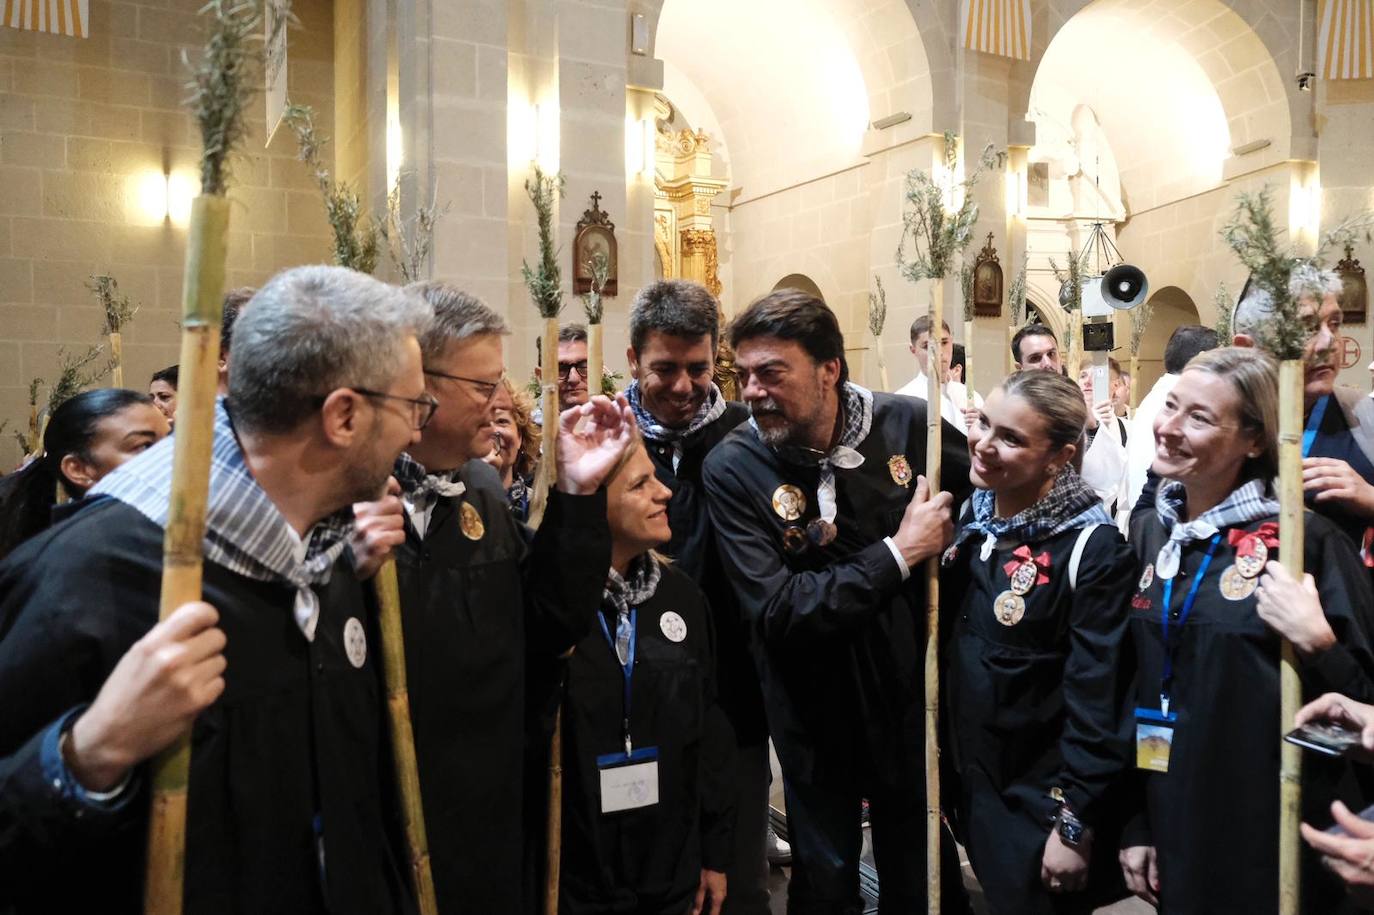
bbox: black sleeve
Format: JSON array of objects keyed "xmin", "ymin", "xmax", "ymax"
[
  {"xmin": 694, "ymin": 591, "xmax": 737, "ymax": 873},
  {"xmin": 523, "ymin": 489, "xmax": 613, "ymax": 657},
  {"xmin": 702, "ymin": 457, "xmax": 905, "ymax": 645},
  {"xmin": 1130, "ymin": 470, "xmax": 1160, "ymax": 526},
  {"xmin": 1057, "ymin": 526, "xmax": 1137, "ymax": 827},
  {"xmin": 1299, "ymin": 517, "xmax": 1374, "ymax": 702}
]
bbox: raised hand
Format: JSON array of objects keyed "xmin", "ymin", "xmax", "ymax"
[{"xmin": 555, "ymin": 394, "xmax": 636, "ymax": 495}]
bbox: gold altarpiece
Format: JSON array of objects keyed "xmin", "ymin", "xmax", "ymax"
[{"xmin": 652, "ymin": 101, "xmax": 735, "ymax": 394}]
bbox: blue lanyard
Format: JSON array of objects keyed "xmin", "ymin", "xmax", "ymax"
[
  {"xmin": 1159, "ymin": 534, "xmax": 1221, "ymax": 715},
  {"xmin": 1303, "ymin": 395, "xmax": 1330, "ymax": 458},
  {"xmin": 597, "ymin": 608, "xmax": 637, "ymax": 755}
]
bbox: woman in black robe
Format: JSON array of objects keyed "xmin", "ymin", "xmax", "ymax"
[
  {"xmin": 945, "ymin": 370, "xmax": 1135, "ymax": 914},
  {"xmin": 1121, "ymin": 346, "xmax": 1374, "ymax": 914},
  {"xmin": 559, "ymin": 434, "xmax": 735, "ymax": 915}
]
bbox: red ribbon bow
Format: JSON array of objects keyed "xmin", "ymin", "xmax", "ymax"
[
  {"xmin": 1226, "ymin": 522, "xmax": 1280, "ymax": 557},
  {"xmin": 1003, "ymin": 545, "xmax": 1051, "ymax": 586}
]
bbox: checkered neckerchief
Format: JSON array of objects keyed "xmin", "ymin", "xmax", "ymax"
[
  {"xmin": 753, "ymin": 382, "xmax": 874, "ymax": 524},
  {"xmin": 91, "ymin": 399, "xmax": 353, "ymax": 640},
  {"xmin": 602, "ymin": 553, "xmax": 662, "ymax": 665},
  {"xmin": 954, "ymin": 467, "xmax": 1111, "ymax": 559},
  {"xmin": 1152, "ymin": 477, "xmax": 1279, "ymax": 579}
]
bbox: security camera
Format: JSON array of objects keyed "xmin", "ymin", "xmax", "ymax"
[{"xmin": 1296, "ymin": 71, "xmax": 1315, "ymax": 91}]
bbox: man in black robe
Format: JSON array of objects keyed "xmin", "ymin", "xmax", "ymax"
[
  {"xmin": 702, "ymin": 289, "xmax": 972, "ymax": 914},
  {"xmin": 622, "ymin": 279, "xmax": 767, "ymax": 912},
  {"xmin": 351, "ymin": 282, "xmax": 631, "ymax": 914},
  {"xmin": 0, "ymin": 265, "xmax": 431, "ymax": 914}
]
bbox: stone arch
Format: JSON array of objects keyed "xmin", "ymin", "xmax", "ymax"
[
  {"xmin": 1136, "ymin": 285, "xmax": 1202, "ymax": 391},
  {"xmin": 1011, "ymin": 0, "xmax": 1299, "ymax": 166},
  {"xmin": 646, "ymin": 0, "xmax": 939, "ymax": 198},
  {"xmin": 774, "ymin": 273, "xmax": 827, "ymax": 301},
  {"xmin": 641, "ymin": 0, "xmax": 952, "ymax": 129}
]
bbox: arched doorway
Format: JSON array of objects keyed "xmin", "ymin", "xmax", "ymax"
[
  {"xmin": 773, "ymin": 273, "xmax": 825, "ymax": 301},
  {"xmin": 1136, "ymin": 285, "xmax": 1203, "ymax": 396}
]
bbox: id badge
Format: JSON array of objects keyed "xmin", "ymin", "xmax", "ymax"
[
  {"xmin": 597, "ymin": 747, "xmax": 659, "ymax": 813},
  {"xmin": 1135, "ymin": 707, "xmax": 1176, "ymax": 773}
]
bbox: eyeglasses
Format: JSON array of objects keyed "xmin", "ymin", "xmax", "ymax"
[
  {"xmin": 424, "ymin": 369, "xmax": 503, "ymax": 402},
  {"xmin": 351, "ymin": 388, "xmax": 440, "ymax": 430},
  {"xmin": 558, "ymin": 361, "xmax": 589, "ymax": 381}
]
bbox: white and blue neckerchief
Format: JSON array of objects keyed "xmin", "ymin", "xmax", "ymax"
[
  {"xmin": 91, "ymin": 399, "xmax": 354, "ymax": 641},
  {"xmin": 1153, "ymin": 477, "xmax": 1279, "ymax": 579}
]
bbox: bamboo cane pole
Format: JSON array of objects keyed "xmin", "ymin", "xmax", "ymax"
[
  {"xmin": 963, "ymin": 318, "xmax": 975, "ymax": 396},
  {"xmin": 373, "ymin": 560, "xmax": 439, "ymax": 915},
  {"xmin": 1278, "ymin": 358, "xmax": 1304, "ymax": 915},
  {"xmin": 544, "ymin": 699, "xmax": 566, "ymax": 915},
  {"xmin": 874, "ymin": 334, "xmax": 890, "ymax": 393},
  {"xmin": 1007, "ymin": 324, "xmax": 1017, "ymax": 375},
  {"xmin": 110, "ymin": 332, "xmax": 124, "ymax": 388},
  {"xmin": 145, "ymin": 193, "xmax": 230, "ymax": 915},
  {"xmin": 1129, "ymin": 354, "xmax": 1140, "ymax": 411},
  {"xmin": 587, "ymin": 323, "xmax": 604, "ymax": 397},
  {"xmin": 529, "ymin": 318, "xmax": 561, "ymax": 529},
  {"xmin": 925, "ymin": 277, "xmax": 944, "ymax": 912}
]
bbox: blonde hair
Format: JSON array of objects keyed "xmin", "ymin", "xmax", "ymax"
[
  {"xmin": 1181, "ymin": 346, "xmax": 1279, "ymax": 484},
  {"xmin": 496, "ymin": 377, "xmax": 540, "ymax": 479}
]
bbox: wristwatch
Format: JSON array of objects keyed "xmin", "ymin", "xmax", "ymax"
[{"xmin": 1055, "ymin": 804, "xmax": 1087, "ymax": 848}]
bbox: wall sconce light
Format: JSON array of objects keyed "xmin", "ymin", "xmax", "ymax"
[
  {"xmin": 625, "ymin": 116, "xmax": 654, "ymax": 178},
  {"xmin": 631, "ymin": 13, "xmax": 648, "ymax": 56},
  {"xmin": 131, "ymin": 170, "xmax": 196, "ymax": 226}
]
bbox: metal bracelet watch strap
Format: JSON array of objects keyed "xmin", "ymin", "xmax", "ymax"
[{"xmin": 1055, "ymin": 804, "xmax": 1088, "ymax": 847}]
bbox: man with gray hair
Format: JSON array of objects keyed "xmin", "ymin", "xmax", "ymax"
[
  {"xmin": 350, "ymin": 281, "xmax": 633, "ymax": 914},
  {"xmin": 1233, "ymin": 272, "xmax": 1374, "ymax": 547},
  {"xmin": 0, "ymin": 265, "xmax": 430, "ymax": 913}
]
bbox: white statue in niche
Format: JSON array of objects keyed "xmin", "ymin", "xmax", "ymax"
[{"xmin": 1027, "ymin": 100, "xmax": 1125, "ymax": 221}]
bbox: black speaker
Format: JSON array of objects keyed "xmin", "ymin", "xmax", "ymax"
[{"xmin": 1102, "ymin": 264, "xmax": 1148, "ymax": 309}]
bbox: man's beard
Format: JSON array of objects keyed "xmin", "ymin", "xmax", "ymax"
[{"xmin": 750, "ymin": 396, "xmax": 807, "ymax": 447}]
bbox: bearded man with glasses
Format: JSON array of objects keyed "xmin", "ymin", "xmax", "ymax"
[{"xmin": 351, "ymin": 282, "xmax": 634, "ymax": 914}]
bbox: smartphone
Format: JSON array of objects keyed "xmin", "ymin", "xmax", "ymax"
[{"xmin": 1284, "ymin": 720, "xmax": 1364, "ymax": 757}]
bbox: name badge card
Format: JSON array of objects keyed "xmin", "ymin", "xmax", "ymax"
[
  {"xmin": 1135, "ymin": 707, "xmax": 1176, "ymax": 773},
  {"xmin": 597, "ymin": 747, "xmax": 660, "ymax": 813}
]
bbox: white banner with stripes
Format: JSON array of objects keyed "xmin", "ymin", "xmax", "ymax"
[
  {"xmin": 961, "ymin": 0, "xmax": 1032, "ymax": 62},
  {"xmin": 2, "ymin": 0, "xmax": 89, "ymax": 38},
  {"xmin": 1319, "ymin": 0, "xmax": 1374, "ymax": 80}
]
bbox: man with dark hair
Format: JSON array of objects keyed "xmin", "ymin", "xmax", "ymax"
[
  {"xmin": 536, "ymin": 323, "xmax": 592, "ymax": 408},
  {"xmin": 348, "ymin": 282, "xmax": 631, "ymax": 915},
  {"xmin": 702, "ymin": 288, "xmax": 971, "ymax": 913},
  {"xmin": 1234, "ymin": 275, "xmax": 1374, "ymax": 547},
  {"xmin": 148, "ymin": 364, "xmax": 178, "ymax": 429},
  {"xmin": 625, "ymin": 279, "xmax": 772, "ymax": 911},
  {"xmin": 217, "ymin": 286, "xmax": 255, "ymax": 394},
  {"xmin": 0, "ymin": 265, "xmax": 430, "ymax": 913},
  {"xmin": 1011, "ymin": 322, "xmax": 1063, "ymax": 372},
  {"xmin": 895, "ymin": 314, "xmax": 982, "ymax": 433}
]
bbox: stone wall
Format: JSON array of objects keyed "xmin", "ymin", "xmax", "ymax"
[{"xmin": 0, "ymin": 0, "xmax": 336, "ymax": 467}]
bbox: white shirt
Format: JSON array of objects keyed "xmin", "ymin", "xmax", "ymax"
[
  {"xmin": 1080, "ymin": 413, "xmax": 1128, "ymax": 514},
  {"xmin": 895, "ymin": 372, "xmax": 984, "ymax": 433},
  {"xmin": 1124, "ymin": 373, "xmax": 1177, "ymax": 522},
  {"xmin": 403, "ymin": 494, "xmax": 437, "ymax": 540}
]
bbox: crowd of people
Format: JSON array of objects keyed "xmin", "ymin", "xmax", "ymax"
[{"xmin": 2, "ymin": 264, "xmax": 1374, "ymax": 915}]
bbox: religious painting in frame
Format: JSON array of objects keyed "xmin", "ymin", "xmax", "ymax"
[
  {"xmin": 973, "ymin": 233, "xmax": 1004, "ymax": 317},
  {"xmin": 1337, "ymin": 242, "xmax": 1367, "ymax": 326},
  {"xmin": 573, "ymin": 191, "xmax": 619, "ymax": 296}
]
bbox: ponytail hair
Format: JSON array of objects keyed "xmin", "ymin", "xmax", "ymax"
[{"xmin": 0, "ymin": 388, "xmax": 154, "ymax": 560}]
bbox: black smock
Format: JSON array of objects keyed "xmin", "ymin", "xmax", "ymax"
[
  {"xmin": 393, "ymin": 458, "xmax": 610, "ymax": 915},
  {"xmin": 944, "ymin": 519, "xmax": 1135, "ymax": 915},
  {"xmin": 642, "ymin": 402, "xmax": 763, "ymax": 743},
  {"xmin": 1307, "ymin": 392, "xmax": 1374, "ymax": 548},
  {"xmin": 559, "ymin": 563, "xmax": 736, "ymax": 915},
  {"xmin": 0, "ymin": 498, "xmax": 411, "ymax": 915},
  {"xmin": 1125, "ymin": 507, "xmax": 1374, "ymax": 915},
  {"xmin": 702, "ymin": 393, "xmax": 972, "ymax": 912}
]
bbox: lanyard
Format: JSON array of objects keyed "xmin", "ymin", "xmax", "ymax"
[
  {"xmin": 597, "ymin": 608, "xmax": 637, "ymax": 756},
  {"xmin": 1303, "ymin": 395, "xmax": 1330, "ymax": 458},
  {"xmin": 1159, "ymin": 533, "xmax": 1221, "ymax": 716}
]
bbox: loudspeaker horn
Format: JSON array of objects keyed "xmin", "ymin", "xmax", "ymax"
[{"xmin": 1102, "ymin": 264, "xmax": 1148, "ymax": 310}]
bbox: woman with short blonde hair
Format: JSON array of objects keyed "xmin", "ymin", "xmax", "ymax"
[{"xmin": 1119, "ymin": 346, "xmax": 1374, "ymax": 913}]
